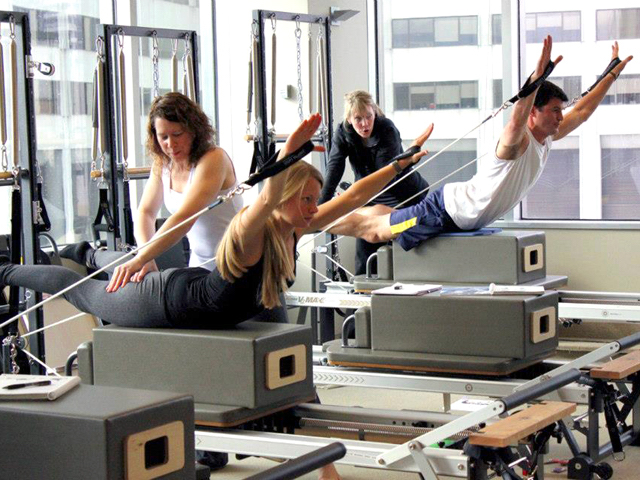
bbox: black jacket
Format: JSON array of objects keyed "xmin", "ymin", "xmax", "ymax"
[{"xmin": 319, "ymin": 116, "xmax": 429, "ymax": 207}]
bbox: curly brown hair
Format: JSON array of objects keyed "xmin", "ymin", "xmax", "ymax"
[{"xmin": 146, "ymin": 92, "xmax": 216, "ymax": 170}]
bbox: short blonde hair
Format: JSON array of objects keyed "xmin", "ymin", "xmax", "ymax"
[
  {"xmin": 216, "ymin": 161, "xmax": 323, "ymax": 309},
  {"xmin": 343, "ymin": 90, "xmax": 384, "ymax": 127}
]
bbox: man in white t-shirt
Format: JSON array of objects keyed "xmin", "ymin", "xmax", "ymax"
[{"xmin": 332, "ymin": 36, "xmax": 633, "ymax": 250}]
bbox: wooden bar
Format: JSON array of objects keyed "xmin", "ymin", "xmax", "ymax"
[
  {"xmin": 126, "ymin": 166, "xmax": 151, "ymax": 176},
  {"xmin": 0, "ymin": 171, "xmax": 13, "ymax": 180},
  {"xmin": 591, "ymin": 350, "xmax": 640, "ymax": 380},
  {"xmin": 468, "ymin": 401, "xmax": 576, "ymax": 448}
]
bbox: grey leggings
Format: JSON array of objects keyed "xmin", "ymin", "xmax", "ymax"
[{"xmin": 0, "ymin": 252, "xmax": 174, "ymax": 328}]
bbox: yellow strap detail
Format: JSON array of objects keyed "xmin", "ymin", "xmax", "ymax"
[{"xmin": 390, "ymin": 217, "xmax": 417, "ymax": 234}]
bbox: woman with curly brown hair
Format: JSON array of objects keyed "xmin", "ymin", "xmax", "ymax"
[{"xmin": 66, "ymin": 92, "xmax": 243, "ymax": 291}]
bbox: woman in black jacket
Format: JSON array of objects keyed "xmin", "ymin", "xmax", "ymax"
[{"xmin": 319, "ymin": 90, "xmax": 429, "ymax": 275}]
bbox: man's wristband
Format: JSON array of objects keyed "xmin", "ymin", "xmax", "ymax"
[
  {"xmin": 391, "ymin": 160, "xmax": 404, "ymax": 174},
  {"xmin": 608, "ymin": 71, "xmax": 618, "ymax": 80}
]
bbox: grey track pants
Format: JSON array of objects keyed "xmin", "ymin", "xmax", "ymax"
[{"xmin": 0, "ymin": 254, "xmax": 174, "ymax": 328}]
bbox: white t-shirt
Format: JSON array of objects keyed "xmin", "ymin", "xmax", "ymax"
[
  {"xmin": 444, "ymin": 128, "xmax": 552, "ymax": 230},
  {"xmin": 162, "ymin": 164, "xmax": 243, "ymax": 270}
]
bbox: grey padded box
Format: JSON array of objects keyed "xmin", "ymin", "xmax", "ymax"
[
  {"xmin": 0, "ymin": 384, "xmax": 195, "ymax": 480},
  {"xmin": 371, "ymin": 290, "xmax": 558, "ymax": 359},
  {"xmin": 393, "ymin": 230, "xmax": 546, "ymax": 285},
  {"xmin": 91, "ymin": 321, "xmax": 313, "ymax": 409}
]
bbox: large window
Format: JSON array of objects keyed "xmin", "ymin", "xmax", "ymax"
[
  {"xmin": 415, "ymin": 138, "xmax": 478, "ymax": 186},
  {"xmin": 601, "ymin": 135, "xmax": 640, "ymax": 220},
  {"xmin": 394, "ymin": 81, "xmax": 478, "ymax": 110},
  {"xmin": 526, "ymin": 11, "xmax": 581, "ymax": 43},
  {"xmin": 521, "ymin": 137, "xmax": 580, "ymax": 219},
  {"xmin": 602, "ymin": 74, "xmax": 640, "ymax": 105},
  {"xmin": 0, "ymin": 1, "xmax": 215, "ymax": 243},
  {"xmin": 392, "ymin": 16, "xmax": 478, "ymax": 48},
  {"xmin": 520, "ymin": 0, "xmax": 640, "ymax": 221},
  {"xmin": 597, "ymin": 8, "xmax": 640, "ymax": 40},
  {"xmin": 382, "ymin": 0, "xmax": 640, "ymax": 225}
]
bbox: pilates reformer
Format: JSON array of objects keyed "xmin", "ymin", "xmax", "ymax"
[
  {"xmin": 74, "ymin": 319, "xmax": 640, "ymax": 479},
  {"xmin": 89, "ymin": 24, "xmax": 199, "ymax": 250}
]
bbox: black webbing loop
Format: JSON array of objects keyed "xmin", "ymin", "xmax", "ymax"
[
  {"xmin": 507, "ymin": 60, "xmax": 556, "ymax": 104},
  {"xmin": 249, "ymin": 139, "xmax": 264, "ymax": 175},
  {"xmin": 249, "ymin": 137, "xmax": 278, "ymax": 175},
  {"xmin": 583, "ymin": 57, "xmax": 621, "ymax": 97},
  {"xmin": 91, "ymin": 187, "xmax": 115, "ymax": 246},
  {"xmin": 35, "ymin": 182, "xmax": 51, "ymax": 233},
  {"xmin": 389, "ymin": 145, "xmax": 420, "ymax": 163},
  {"xmin": 8, "ymin": 187, "xmax": 22, "ymax": 321},
  {"xmin": 244, "ymin": 140, "xmax": 314, "ymax": 187}
]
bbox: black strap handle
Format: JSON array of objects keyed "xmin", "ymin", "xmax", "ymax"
[
  {"xmin": 244, "ymin": 140, "xmax": 314, "ymax": 187},
  {"xmin": 582, "ymin": 57, "xmax": 622, "ymax": 98},
  {"xmin": 506, "ymin": 60, "xmax": 556, "ymax": 104},
  {"xmin": 390, "ymin": 144, "xmax": 420, "ymax": 163}
]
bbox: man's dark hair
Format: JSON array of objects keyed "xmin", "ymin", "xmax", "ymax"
[{"xmin": 533, "ymin": 80, "xmax": 568, "ymax": 110}]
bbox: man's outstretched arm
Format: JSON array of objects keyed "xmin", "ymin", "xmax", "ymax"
[
  {"xmin": 496, "ymin": 35, "xmax": 563, "ymax": 160},
  {"xmin": 555, "ymin": 41, "xmax": 633, "ymax": 140}
]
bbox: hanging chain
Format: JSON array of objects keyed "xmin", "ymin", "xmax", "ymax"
[
  {"xmin": 2, "ymin": 335, "xmax": 20, "ymax": 374},
  {"xmin": 294, "ymin": 17, "xmax": 303, "ymax": 122},
  {"xmin": 183, "ymin": 32, "xmax": 192, "ymax": 78},
  {"xmin": 152, "ymin": 31, "xmax": 160, "ymax": 98}
]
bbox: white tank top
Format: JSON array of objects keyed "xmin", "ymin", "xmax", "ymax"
[
  {"xmin": 444, "ymin": 128, "xmax": 552, "ymax": 230},
  {"xmin": 162, "ymin": 163, "xmax": 243, "ymax": 270}
]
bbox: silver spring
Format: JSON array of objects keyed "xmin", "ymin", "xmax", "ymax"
[
  {"xmin": 8, "ymin": 15, "xmax": 15, "ymax": 40},
  {"xmin": 295, "ymin": 18, "xmax": 303, "ymax": 122},
  {"xmin": 1, "ymin": 146, "xmax": 7, "ymax": 171}
]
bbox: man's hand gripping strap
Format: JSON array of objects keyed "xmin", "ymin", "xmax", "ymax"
[
  {"xmin": 506, "ymin": 60, "xmax": 556, "ymax": 104},
  {"xmin": 584, "ymin": 57, "xmax": 621, "ymax": 96}
]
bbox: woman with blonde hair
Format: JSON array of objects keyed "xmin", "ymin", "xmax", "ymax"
[{"xmin": 319, "ymin": 90, "xmax": 430, "ymax": 275}]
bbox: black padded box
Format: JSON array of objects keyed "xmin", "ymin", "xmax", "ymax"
[
  {"xmin": 88, "ymin": 321, "xmax": 314, "ymax": 409},
  {"xmin": 0, "ymin": 384, "xmax": 194, "ymax": 480}
]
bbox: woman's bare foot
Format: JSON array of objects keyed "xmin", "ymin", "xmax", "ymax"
[{"xmin": 317, "ymin": 463, "xmax": 341, "ymax": 480}]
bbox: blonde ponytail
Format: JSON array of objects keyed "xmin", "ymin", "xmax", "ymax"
[{"xmin": 216, "ymin": 161, "xmax": 323, "ymax": 309}]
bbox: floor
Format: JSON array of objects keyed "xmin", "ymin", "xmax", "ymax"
[{"xmin": 212, "ymin": 384, "xmax": 640, "ymax": 479}]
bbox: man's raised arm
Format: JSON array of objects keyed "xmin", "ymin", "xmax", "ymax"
[
  {"xmin": 497, "ymin": 35, "xmax": 563, "ymax": 160},
  {"xmin": 555, "ymin": 41, "xmax": 633, "ymax": 140}
]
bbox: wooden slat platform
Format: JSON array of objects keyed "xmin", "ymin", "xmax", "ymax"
[
  {"xmin": 468, "ymin": 401, "xmax": 576, "ymax": 448},
  {"xmin": 591, "ymin": 350, "xmax": 640, "ymax": 380}
]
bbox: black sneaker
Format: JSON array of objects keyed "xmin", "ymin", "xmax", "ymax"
[
  {"xmin": 196, "ymin": 450, "xmax": 228, "ymax": 472},
  {"xmin": 59, "ymin": 241, "xmax": 93, "ymax": 266}
]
